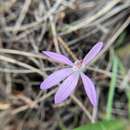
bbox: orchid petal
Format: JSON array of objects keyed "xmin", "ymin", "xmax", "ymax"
[
  {"xmin": 81, "ymin": 72, "xmax": 97, "ymax": 107},
  {"xmin": 40, "ymin": 68, "xmax": 73, "ymax": 90},
  {"xmin": 55, "ymin": 72, "xmax": 79, "ymax": 104},
  {"xmin": 82, "ymin": 42, "xmax": 103, "ymax": 65},
  {"xmin": 43, "ymin": 51, "xmax": 74, "ymax": 66}
]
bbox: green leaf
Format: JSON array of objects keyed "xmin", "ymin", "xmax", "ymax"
[
  {"xmin": 126, "ymin": 89, "xmax": 130, "ymax": 118},
  {"xmin": 106, "ymin": 56, "xmax": 118, "ymax": 120},
  {"xmin": 73, "ymin": 119, "xmax": 127, "ymax": 130}
]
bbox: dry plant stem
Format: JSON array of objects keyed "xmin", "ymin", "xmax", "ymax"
[
  {"xmin": 92, "ymin": 3, "xmax": 130, "ymax": 27},
  {"xmin": 16, "ymin": 95, "xmax": 37, "ymax": 108},
  {"xmin": 11, "ymin": 89, "xmax": 57, "ymax": 115},
  {"xmin": 29, "ymin": 37, "xmax": 47, "ymax": 77},
  {"xmin": 67, "ymin": 2, "xmax": 130, "ymax": 46},
  {"xmin": 0, "ymin": 55, "xmax": 43, "ymax": 75},
  {"xmin": 50, "ymin": 16, "xmax": 60, "ymax": 53},
  {"xmin": 12, "ymin": 28, "xmax": 38, "ymax": 41},
  {"xmin": 5, "ymin": 72, "xmax": 12, "ymax": 94},
  {"xmin": 29, "ymin": 35, "xmax": 50, "ymax": 103},
  {"xmin": 0, "ymin": 66, "xmax": 59, "ymax": 74},
  {"xmin": 0, "ymin": 0, "xmax": 16, "ymax": 13},
  {"xmin": 0, "ymin": 49, "xmax": 45, "ymax": 59},
  {"xmin": 13, "ymin": 0, "xmax": 31, "ymax": 33},
  {"xmin": 58, "ymin": 37, "xmax": 77, "ymax": 60},
  {"xmin": 68, "ymin": 28, "xmax": 98, "ymax": 46},
  {"xmin": 4, "ymin": 0, "xmax": 63, "ymax": 32},
  {"xmin": 46, "ymin": 0, "xmax": 60, "ymax": 53},
  {"xmin": 64, "ymin": 0, "xmax": 122, "ymax": 34},
  {"xmin": 87, "ymin": 66, "xmax": 122, "ymax": 80},
  {"xmin": 53, "ymin": 100, "xmax": 71, "ymax": 108},
  {"xmin": 71, "ymin": 95, "xmax": 92, "ymax": 121},
  {"xmin": 0, "ymin": 69, "xmax": 36, "ymax": 74}
]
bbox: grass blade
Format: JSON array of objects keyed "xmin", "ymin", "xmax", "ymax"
[{"xmin": 106, "ymin": 56, "xmax": 118, "ymax": 120}]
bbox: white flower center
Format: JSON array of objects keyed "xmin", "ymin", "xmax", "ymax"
[{"xmin": 72, "ymin": 60, "xmax": 83, "ymax": 71}]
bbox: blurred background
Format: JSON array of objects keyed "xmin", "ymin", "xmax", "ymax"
[{"xmin": 0, "ymin": 0, "xmax": 130, "ymax": 130}]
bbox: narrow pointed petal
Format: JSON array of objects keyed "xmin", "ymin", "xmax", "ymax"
[
  {"xmin": 43, "ymin": 51, "xmax": 74, "ymax": 66},
  {"xmin": 83, "ymin": 42, "xmax": 103, "ymax": 65},
  {"xmin": 40, "ymin": 68, "xmax": 73, "ymax": 90},
  {"xmin": 55, "ymin": 72, "xmax": 79, "ymax": 104},
  {"xmin": 81, "ymin": 72, "xmax": 97, "ymax": 107}
]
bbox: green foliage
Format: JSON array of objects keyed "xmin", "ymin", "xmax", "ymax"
[
  {"xmin": 73, "ymin": 119, "xmax": 127, "ymax": 130},
  {"xmin": 106, "ymin": 56, "xmax": 118, "ymax": 120},
  {"xmin": 126, "ymin": 89, "xmax": 130, "ymax": 118}
]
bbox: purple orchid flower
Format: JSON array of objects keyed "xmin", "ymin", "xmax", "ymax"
[{"xmin": 40, "ymin": 42, "xmax": 103, "ymax": 107}]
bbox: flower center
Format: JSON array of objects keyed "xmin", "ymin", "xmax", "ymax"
[
  {"xmin": 72, "ymin": 60, "xmax": 83, "ymax": 72},
  {"xmin": 74, "ymin": 60, "xmax": 82, "ymax": 68}
]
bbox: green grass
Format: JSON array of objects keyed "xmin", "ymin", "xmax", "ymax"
[
  {"xmin": 74, "ymin": 119, "xmax": 127, "ymax": 130},
  {"xmin": 106, "ymin": 56, "xmax": 118, "ymax": 120}
]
